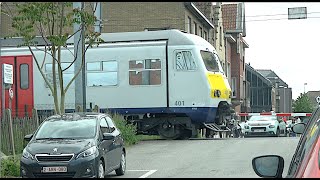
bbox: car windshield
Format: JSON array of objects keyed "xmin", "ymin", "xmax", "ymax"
[
  {"xmin": 35, "ymin": 118, "xmax": 97, "ymax": 139},
  {"xmin": 249, "ymin": 116, "xmax": 277, "ymax": 121},
  {"xmin": 200, "ymin": 50, "xmax": 224, "ymax": 73}
]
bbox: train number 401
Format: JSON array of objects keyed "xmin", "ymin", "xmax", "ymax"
[{"xmin": 175, "ymin": 101, "xmax": 185, "ymax": 106}]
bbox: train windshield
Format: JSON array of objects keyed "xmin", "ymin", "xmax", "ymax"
[{"xmin": 200, "ymin": 50, "xmax": 224, "ymax": 73}]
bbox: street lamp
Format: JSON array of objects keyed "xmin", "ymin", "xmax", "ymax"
[{"xmin": 304, "ymin": 83, "xmax": 307, "ymax": 94}]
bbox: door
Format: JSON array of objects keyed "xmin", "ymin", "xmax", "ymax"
[
  {"xmin": 99, "ymin": 117, "xmax": 117, "ymax": 171},
  {"xmin": 105, "ymin": 116, "xmax": 122, "ymax": 166},
  {"xmin": 0, "ymin": 55, "xmax": 34, "ymax": 117},
  {"xmin": 169, "ymin": 49, "xmax": 204, "ymax": 110}
]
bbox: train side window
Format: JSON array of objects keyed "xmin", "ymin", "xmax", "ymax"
[
  {"xmin": 86, "ymin": 61, "xmax": 118, "ymax": 87},
  {"xmin": 175, "ymin": 50, "xmax": 197, "ymax": 71},
  {"xmin": 20, "ymin": 64, "xmax": 29, "ymax": 89},
  {"xmin": 129, "ymin": 59, "xmax": 161, "ymax": 86}
]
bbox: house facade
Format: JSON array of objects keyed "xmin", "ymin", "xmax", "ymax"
[
  {"xmin": 101, "ymin": 2, "xmax": 214, "ymax": 42},
  {"xmin": 221, "ymin": 3, "xmax": 250, "ymax": 114}
]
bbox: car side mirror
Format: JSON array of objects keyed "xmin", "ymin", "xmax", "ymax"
[
  {"xmin": 103, "ymin": 133, "xmax": 115, "ymax": 140},
  {"xmin": 291, "ymin": 123, "xmax": 306, "ymax": 134},
  {"xmin": 24, "ymin": 134, "xmax": 33, "ymax": 141},
  {"xmin": 252, "ymin": 155, "xmax": 284, "ymax": 178}
]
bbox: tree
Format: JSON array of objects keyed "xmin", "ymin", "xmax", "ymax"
[
  {"xmin": 293, "ymin": 93, "xmax": 314, "ymax": 113},
  {"xmin": 4, "ymin": 2, "xmax": 104, "ymax": 114}
]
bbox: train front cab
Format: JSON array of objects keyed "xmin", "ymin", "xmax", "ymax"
[{"xmin": 0, "ymin": 55, "xmax": 34, "ymax": 118}]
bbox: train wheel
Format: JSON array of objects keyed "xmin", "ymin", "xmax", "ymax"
[{"xmin": 158, "ymin": 123, "xmax": 182, "ymax": 140}]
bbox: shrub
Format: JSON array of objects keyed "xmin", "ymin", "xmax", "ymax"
[
  {"xmin": 1, "ymin": 156, "xmax": 20, "ymax": 177},
  {"xmin": 111, "ymin": 113, "xmax": 138, "ymax": 146}
]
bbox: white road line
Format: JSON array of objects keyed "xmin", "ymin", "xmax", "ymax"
[
  {"xmin": 127, "ymin": 170, "xmax": 157, "ymax": 178},
  {"xmin": 139, "ymin": 170, "xmax": 157, "ymax": 178}
]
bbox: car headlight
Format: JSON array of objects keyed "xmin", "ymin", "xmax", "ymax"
[
  {"xmin": 245, "ymin": 125, "xmax": 249, "ymax": 129},
  {"xmin": 76, "ymin": 146, "xmax": 98, "ymax": 159},
  {"xmin": 22, "ymin": 149, "xmax": 34, "ymax": 160},
  {"xmin": 269, "ymin": 125, "xmax": 275, "ymax": 128}
]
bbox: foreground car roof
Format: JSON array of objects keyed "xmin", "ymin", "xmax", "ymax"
[{"xmin": 46, "ymin": 112, "xmax": 107, "ymax": 121}]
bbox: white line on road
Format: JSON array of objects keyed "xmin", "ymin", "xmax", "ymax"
[
  {"xmin": 139, "ymin": 170, "xmax": 157, "ymax": 178},
  {"xmin": 127, "ymin": 170, "xmax": 157, "ymax": 178}
]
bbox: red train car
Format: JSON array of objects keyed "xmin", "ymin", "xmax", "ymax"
[{"xmin": 0, "ymin": 55, "xmax": 34, "ymax": 117}]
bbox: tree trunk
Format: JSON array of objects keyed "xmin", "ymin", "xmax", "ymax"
[
  {"xmin": 60, "ymin": 93, "xmax": 65, "ymax": 114},
  {"xmin": 52, "ymin": 46, "xmax": 60, "ymax": 114}
]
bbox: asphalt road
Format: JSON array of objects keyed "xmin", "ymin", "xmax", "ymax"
[{"xmin": 107, "ymin": 136, "xmax": 300, "ymax": 178}]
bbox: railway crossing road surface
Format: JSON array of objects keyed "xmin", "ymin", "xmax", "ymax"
[{"xmin": 106, "ymin": 137, "xmax": 300, "ymax": 178}]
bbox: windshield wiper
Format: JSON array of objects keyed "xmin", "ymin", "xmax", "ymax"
[{"xmin": 35, "ymin": 137, "xmax": 76, "ymax": 140}]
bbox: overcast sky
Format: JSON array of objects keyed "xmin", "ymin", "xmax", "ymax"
[{"xmin": 243, "ymin": 2, "xmax": 320, "ymax": 99}]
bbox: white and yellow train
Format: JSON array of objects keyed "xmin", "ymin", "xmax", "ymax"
[{"xmin": 1, "ymin": 29, "xmax": 232, "ymax": 139}]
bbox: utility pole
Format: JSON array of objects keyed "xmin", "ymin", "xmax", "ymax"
[
  {"xmin": 94, "ymin": 2, "xmax": 101, "ymax": 33},
  {"xmin": 74, "ymin": 2, "xmax": 86, "ymax": 112}
]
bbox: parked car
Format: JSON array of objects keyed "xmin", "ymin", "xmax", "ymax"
[
  {"xmin": 252, "ymin": 107, "xmax": 320, "ymax": 178},
  {"xmin": 244, "ymin": 115, "xmax": 287, "ymax": 137},
  {"xmin": 20, "ymin": 112, "xmax": 126, "ymax": 178}
]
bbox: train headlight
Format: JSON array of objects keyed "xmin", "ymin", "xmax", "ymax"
[{"xmin": 214, "ymin": 90, "xmax": 221, "ymax": 97}]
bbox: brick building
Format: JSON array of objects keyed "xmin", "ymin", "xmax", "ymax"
[{"xmin": 221, "ymin": 3, "xmax": 250, "ymax": 114}]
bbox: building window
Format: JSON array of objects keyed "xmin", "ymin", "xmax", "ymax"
[
  {"xmin": 175, "ymin": 50, "xmax": 197, "ymax": 71},
  {"xmin": 86, "ymin": 61, "xmax": 118, "ymax": 86},
  {"xmin": 20, "ymin": 64, "xmax": 29, "ymax": 89},
  {"xmin": 129, "ymin": 59, "xmax": 161, "ymax": 85},
  {"xmin": 231, "ymin": 77, "xmax": 237, "ymax": 98},
  {"xmin": 194, "ymin": 22, "xmax": 197, "ymax": 35},
  {"xmin": 199, "ymin": 27, "xmax": 203, "ymax": 37},
  {"xmin": 187, "ymin": 16, "xmax": 192, "ymax": 33},
  {"xmin": 204, "ymin": 31, "xmax": 207, "ymax": 41},
  {"xmin": 45, "ymin": 62, "xmax": 75, "ymax": 88}
]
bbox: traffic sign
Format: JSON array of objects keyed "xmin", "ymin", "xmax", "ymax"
[{"xmin": 3, "ymin": 63, "xmax": 13, "ymax": 84}]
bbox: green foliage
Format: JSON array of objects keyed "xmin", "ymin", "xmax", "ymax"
[
  {"xmin": 111, "ymin": 113, "xmax": 139, "ymax": 146},
  {"xmin": 6, "ymin": 2, "xmax": 105, "ymax": 114},
  {"xmin": 293, "ymin": 93, "xmax": 315, "ymax": 113},
  {"xmin": 1, "ymin": 157, "xmax": 20, "ymax": 177}
]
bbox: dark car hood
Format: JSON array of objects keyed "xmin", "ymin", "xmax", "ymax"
[{"xmin": 26, "ymin": 139, "xmax": 95, "ymax": 155}]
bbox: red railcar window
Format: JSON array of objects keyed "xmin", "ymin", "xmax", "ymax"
[{"xmin": 20, "ymin": 64, "xmax": 29, "ymax": 89}]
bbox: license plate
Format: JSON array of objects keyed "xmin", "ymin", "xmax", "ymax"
[
  {"xmin": 254, "ymin": 129, "xmax": 264, "ymax": 132},
  {"xmin": 42, "ymin": 166, "xmax": 67, "ymax": 173}
]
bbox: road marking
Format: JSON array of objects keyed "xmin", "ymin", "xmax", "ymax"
[
  {"xmin": 127, "ymin": 170, "xmax": 157, "ymax": 178},
  {"xmin": 139, "ymin": 170, "xmax": 157, "ymax": 178}
]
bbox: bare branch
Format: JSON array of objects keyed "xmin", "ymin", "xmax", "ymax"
[
  {"xmin": 28, "ymin": 46, "xmax": 54, "ymax": 94},
  {"xmin": 66, "ymin": 28, "xmax": 81, "ymax": 41},
  {"xmin": 63, "ymin": 23, "xmax": 83, "ymax": 73},
  {"xmin": 51, "ymin": 4, "xmax": 55, "ymax": 36},
  {"xmin": 58, "ymin": 3, "xmax": 65, "ymax": 92},
  {"xmin": 40, "ymin": 46, "xmax": 47, "ymax": 70},
  {"xmin": 64, "ymin": 24, "xmax": 86, "ymax": 93},
  {"xmin": 46, "ymin": 9, "xmax": 51, "ymax": 35},
  {"xmin": 39, "ymin": 21, "xmax": 51, "ymax": 46},
  {"xmin": 33, "ymin": 45, "xmax": 63, "ymax": 73}
]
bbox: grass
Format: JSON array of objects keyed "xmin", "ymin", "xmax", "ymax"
[{"xmin": 1, "ymin": 155, "xmax": 21, "ymax": 177}]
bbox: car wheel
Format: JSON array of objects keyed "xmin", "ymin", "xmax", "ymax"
[
  {"xmin": 276, "ymin": 128, "xmax": 280, "ymax": 137},
  {"xmin": 115, "ymin": 151, "xmax": 126, "ymax": 176},
  {"xmin": 98, "ymin": 160, "xmax": 105, "ymax": 178}
]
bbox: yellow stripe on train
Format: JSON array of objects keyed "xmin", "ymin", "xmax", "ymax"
[{"xmin": 206, "ymin": 72, "xmax": 231, "ymax": 100}]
